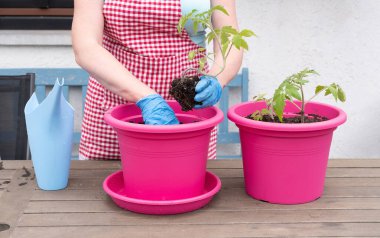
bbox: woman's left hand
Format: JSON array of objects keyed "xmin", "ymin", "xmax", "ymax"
[{"xmin": 194, "ymin": 75, "xmax": 222, "ymax": 109}]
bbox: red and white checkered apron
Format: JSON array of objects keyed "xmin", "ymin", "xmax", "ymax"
[{"xmin": 79, "ymin": 0, "xmax": 217, "ymax": 160}]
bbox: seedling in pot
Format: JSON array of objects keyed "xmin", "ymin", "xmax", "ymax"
[
  {"xmin": 169, "ymin": 5, "xmax": 255, "ymax": 111},
  {"xmin": 248, "ymin": 68, "xmax": 346, "ymax": 123}
]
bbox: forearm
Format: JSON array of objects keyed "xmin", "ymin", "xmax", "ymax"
[
  {"xmin": 72, "ymin": 0, "xmax": 155, "ymax": 103},
  {"xmin": 73, "ymin": 43, "xmax": 156, "ymax": 103},
  {"xmin": 208, "ymin": 47, "xmax": 243, "ymax": 88},
  {"xmin": 209, "ymin": 0, "xmax": 243, "ymax": 88}
]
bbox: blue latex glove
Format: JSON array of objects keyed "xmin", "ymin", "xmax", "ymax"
[
  {"xmin": 136, "ymin": 94, "xmax": 179, "ymax": 125},
  {"xmin": 194, "ymin": 75, "xmax": 222, "ymax": 109}
]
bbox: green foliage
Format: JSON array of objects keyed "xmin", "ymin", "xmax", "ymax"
[
  {"xmin": 251, "ymin": 68, "xmax": 346, "ymax": 123},
  {"xmin": 178, "ymin": 5, "xmax": 255, "ymax": 77}
]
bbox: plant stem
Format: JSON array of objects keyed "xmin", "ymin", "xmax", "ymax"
[
  {"xmin": 300, "ymin": 84, "xmax": 305, "ymax": 123},
  {"xmin": 201, "ymin": 19, "xmax": 226, "ymax": 77},
  {"xmin": 306, "ymin": 91, "xmax": 322, "ymax": 104},
  {"xmin": 181, "ymin": 68, "xmax": 199, "ymax": 78},
  {"xmin": 197, "ymin": 52, "xmax": 224, "ymax": 72},
  {"xmin": 288, "ymin": 100, "xmax": 302, "ymax": 111}
]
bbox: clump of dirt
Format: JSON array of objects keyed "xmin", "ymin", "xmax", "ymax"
[
  {"xmin": 0, "ymin": 223, "xmax": 10, "ymax": 232},
  {"xmin": 169, "ymin": 76, "xmax": 201, "ymax": 111},
  {"xmin": 0, "ymin": 161, "xmax": 3, "ymax": 170},
  {"xmin": 22, "ymin": 166, "xmax": 31, "ymax": 178},
  {"xmin": 18, "ymin": 182, "xmax": 27, "ymax": 186},
  {"xmin": 246, "ymin": 113, "xmax": 328, "ymax": 123}
]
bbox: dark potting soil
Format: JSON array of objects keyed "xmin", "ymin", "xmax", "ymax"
[
  {"xmin": 128, "ymin": 121, "xmax": 198, "ymax": 124},
  {"xmin": 246, "ymin": 113, "xmax": 329, "ymax": 123},
  {"xmin": 169, "ymin": 76, "xmax": 201, "ymax": 111},
  {"xmin": 0, "ymin": 223, "xmax": 10, "ymax": 232}
]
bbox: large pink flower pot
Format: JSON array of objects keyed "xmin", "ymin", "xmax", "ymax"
[
  {"xmin": 104, "ymin": 100, "xmax": 223, "ymax": 201},
  {"xmin": 228, "ymin": 101, "xmax": 347, "ymax": 204}
]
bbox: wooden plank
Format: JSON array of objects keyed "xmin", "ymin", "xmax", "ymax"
[
  {"xmin": 32, "ymin": 177, "xmax": 380, "ymax": 191},
  {"xmin": 328, "ymin": 159, "xmax": 380, "ymax": 167},
  {"xmin": 2, "ymin": 160, "xmax": 33, "ymax": 170},
  {"xmin": 17, "ymin": 209, "xmax": 380, "ymax": 227},
  {"xmin": 30, "ymin": 185, "xmax": 380, "ymax": 201},
  {"xmin": 0, "ymin": 180, "xmax": 11, "ymax": 189},
  {"xmin": 24, "ymin": 196, "xmax": 380, "ymax": 214},
  {"xmin": 70, "ymin": 160, "xmax": 121, "ymax": 170},
  {"xmin": 0, "ymin": 170, "xmax": 16, "ymax": 180},
  {"xmin": 325, "ymin": 177, "xmax": 380, "ymax": 187},
  {"xmin": 0, "ymin": 169, "xmax": 35, "ymax": 237},
  {"xmin": 31, "ymin": 189, "xmax": 106, "ymax": 201},
  {"xmin": 11, "ymin": 223, "xmax": 380, "ymax": 238}
]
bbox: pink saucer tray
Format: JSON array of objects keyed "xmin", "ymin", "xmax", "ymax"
[{"xmin": 103, "ymin": 170, "xmax": 221, "ymax": 215}]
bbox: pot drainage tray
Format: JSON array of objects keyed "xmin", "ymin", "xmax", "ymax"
[{"xmin": 103, "ymin": 170, "xmax": 221, "ymax": 215}]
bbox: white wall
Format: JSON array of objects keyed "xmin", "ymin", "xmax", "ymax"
[
  {"xmin": 237, "ymin": 0, "xmax": 380, "ymax": 158},
  {"xmin": 1, "ymin": 0, "xmax": 379, "ymax": 158}
]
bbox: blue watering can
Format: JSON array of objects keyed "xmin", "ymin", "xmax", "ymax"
[{"xmin": 25, "ymin": 78, "xmax": 74, "ymax": 190}]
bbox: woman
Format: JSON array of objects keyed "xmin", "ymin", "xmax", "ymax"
[{"xmin": 72, "ymin": 0, "xmax": 243, "ymax": 160}]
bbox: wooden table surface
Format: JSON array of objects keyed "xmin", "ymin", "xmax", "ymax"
[{"xmin": 1, "ymin": 159, "xmax": 380, "ymax": 238}]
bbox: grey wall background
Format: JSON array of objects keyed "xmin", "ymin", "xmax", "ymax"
[{"xmin": 1, "ymin": 0, "xmax": 379, "ymax": 158}]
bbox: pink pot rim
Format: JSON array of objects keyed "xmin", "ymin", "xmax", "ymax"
[
  {"xmin": 104, "ymin": 100, "xmax": 224, "ymax": 133},
  {"xmin": 228, "ymin": 101, "xmax": 347, "ymax": 132},
  {"xmin": 102, "ymin": 170, "xmax": 221, "ymax": 206}
]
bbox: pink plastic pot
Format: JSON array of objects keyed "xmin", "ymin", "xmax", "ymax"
[
  {"xmin": 228, "ymin": 100, "xmax": 347, "ymax": 204},
  {"xmin": 104, "ymin": 100, "xmax": 223, "ymax": 201}
]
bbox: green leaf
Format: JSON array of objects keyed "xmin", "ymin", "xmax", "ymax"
[
  {"xmin": 199, "ymin": 57, "xmax": 207, "ymax": 71},
  {"xmin": 206, "ymin": 32, "xmax": 216, "ymax": 44},
  {"xmin": 252, "ymin": 93, "xmax": 267, "ymax": 102},
  {"xmin": 188, "ymin": 51, "xmax": 196, "ymax": 61},
  {"xmin": 295, "ymin": 79, "xmax": 309, "ymax": 85},
  {"xmin": 315, "ymin": 85, "xmax": 326, "ymax": 94},
  {"xmin": 211, "ymin": 5, "xmax": 229, "ymax": 16},
  {"xmin": 240, "ymin": 29, "xmax": 256, "ymax": 37},
  {"xmin": 337, "ymin": 86, "xmax": 346, "ymax": 102},
  {"xmin": 232, "ymin": 35, "xmax": 243, "ymax": 50},
  {"xmin": 240, "ymin": 39, "xmax": 249, "ymax": 51},
  {"xmin": 221, "ymin": 32, "xmax": 230, "ymax": 46},
  {"xmin": 273, "ymin": 90, "xmax": 286, "ymax": 122},
  {"xmin": 222, "ymin": 26, "xmax": 238, "ymax": 35},
  {"xmin": 193, "ymin": 22, "xmax": 199, "ymax": 34},
  {"xmin": 177, "ymin": 16, "xmax": 186, "ymax": 34},
  {"xmin": 222, "ymin": 43, "xmax": 229, "ymax": 56},
  {"xmin": 324, "ymin": 88, "xmax": 331, "ymax": 96},
  {"xmin": 286, "ymin": 84, "xmax": 301, "ymax": 100},
  {"xmin": 327, "ymin": 85, "xmax": 338, "ymax": 101},
  {"xmin": 261, "ymin": 108, "xmax": 270, "ymax": 115}
]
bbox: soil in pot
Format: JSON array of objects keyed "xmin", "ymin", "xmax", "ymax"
[
  {"xmin": 126, "ymin": 114, "xmax": 202, "ymax": 124},
  {"xmin": 246, "ymin": 113, "xmax": 329, "ymax": 123},
  {"xmin": 169, "ymin": 76, "xmax": 202, "ymax": 111}
]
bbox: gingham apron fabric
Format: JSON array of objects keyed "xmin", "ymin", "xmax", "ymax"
[{"xmin": 79, "ymin": 0, "xmax": 217, "ymax": 160}]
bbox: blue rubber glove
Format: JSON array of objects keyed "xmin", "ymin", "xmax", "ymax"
[
  {"xmin": 194, "ymin": 75, "xmax": 222, "ymax": 109},
  {"xmin": 136, "ymin": 94, "xmax": 179, "ymax": 125}
]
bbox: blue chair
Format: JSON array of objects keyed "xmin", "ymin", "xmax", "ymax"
[
  {"xmin": 0, "ymin": 67, "xmax": 248, "ymax": 160},
  {"xmin": 217, "ymin": 68, "xmax": 249, "ymax": 159},
  {"xmin": 0, "ymin": 68, "xmax": 89, "ymax": 159}
]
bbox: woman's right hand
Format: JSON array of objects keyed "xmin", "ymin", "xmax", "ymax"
[{"xmin": 136, "ymin": 94, "xmax": 179, "ymax": 125}]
